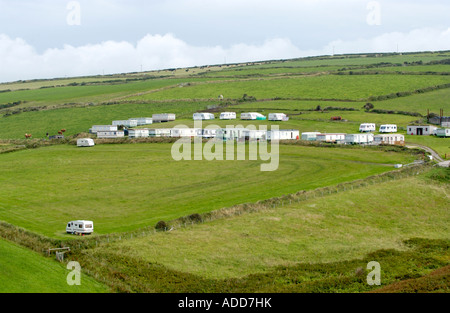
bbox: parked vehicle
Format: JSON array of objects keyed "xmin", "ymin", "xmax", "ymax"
[
  {"xmin": 379, "ymin": 124, "xmax": 397, "ymax": 133},
  {"xmin": 219, "ymin": 112, "xmax": 236, "ymax": 120},
  {"xmin": 77, "ymin": 138, "xmax": 95, "ymax": 147},
  {"xmin": 240, "ymin": 112, "xmax": 266, "ymax": 121},
  {"xmin": 359, "ymin": 123, "xmax": 376, "ymax": 132},
  {"xmin": 66, "ymin": 221, "xmax": 94, "ymax": 235},
  {"xmin": 268, "ymin": 113, "xmax": 289, "ymax": 122},
  {"xmin": 193, "ymin": 113, "xmax": 215, "ymax": 120}
]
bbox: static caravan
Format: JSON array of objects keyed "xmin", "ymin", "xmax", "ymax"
[
  {"xmin": 129, "ymin": 118, "xmax": 153, "ymax": 126},
  {"xmin": 152, "ymin": 114, "xmax": 176, "ymax": 123},
  {"xmin": 77, "ymin": 138, "xmax": 95, "ymax": 147},
  {"xmin": 373, "ymin": 134, "xmax": 405, "ymax": 146},
  {"xmin": 316, "ymin": 133, "xmax": 346, "ymax": 144},
  {"xmin": 359, "ymin": 123, "xmax": 376, "ymax": 132},
  {"xmin": 97, "ymin": 131, "xmax": 125, "ymax": 139},
  {"xmin": 267, "ymin": 130, "xmax": 299, "ymax": 141},
  {"xmin": 219, "ymin": 112, "xmax": 236, "ymax": 120},
  {"xmin": 379, "ymin": 124, "xmax": 397, "ymax": 133},
  {"xmin": 193, "ymin": 113, "xmax": 215, "ymax": 120},
  {"xmin": 216, "ymin": 128, "xmax": 264, "ymax": 141},
  {"xmin": 436, "ymin": 128, "xmax": 450, "ymax": 138},
  {"xmin": 301, "ymin": 132, "xmax": 321, "ymax": 141},
  {"xmin": 240, "ymin": 112, "xmax": 267, "ymax": 121},
  {"xmin": 345, "ymin": 133, "xmax": 374, "ymax": 145},
  {"xmin": 170, "ymin": 128, "xmax": 199, "ymax": 138},
  {"xmin": 242, "ymin": 129, "xmax": 268, "ymax": 141},
  {"xmin": 407, "ymin": 125, "xmax": 438, "ymax": 136},
  {"xmin": 90, "ymin": 125, "xmax": 117, "ymax": 134},
  {"xmin": 128, "ymin": 129, "xmax": 150, "ymax": 138},
  {"xmin": 112, "ymin": 120, "xmax": 138, "ymax": 128},
  {"xmin": 149, "ymin": 128, "xmax": 172, "ymax": 137},
  {"xmin": 198, "ymin": 128, "xmax": 218, "ymax": 139},
  {"xmin": 268, "ymin": 113, "xmax": 289, "ymax": 122},
  {"xmin": 66, "ymin": 220, "xmax": 94, "ymax": 235}
]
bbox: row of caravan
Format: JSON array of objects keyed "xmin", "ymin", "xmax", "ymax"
[
  {"xmin": 194, "ymin": 112, "xmax": 289, "ymax": 121},
  {"xmin": 359, "ymin": 123, "xmax": 398, "ymax": 133},
  {"xmin": 302, "ymin": 132, "xmax": 405, "ymax": 146}
]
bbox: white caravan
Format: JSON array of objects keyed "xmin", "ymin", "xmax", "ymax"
[
  {"xmin": 112, "ymin": 120, "xmax": 138, "ymax": 128},
  {"xmin": 267, "ymin": 130, "xmax": 299, "ymax": 141},
  {"xmin": 90, "ymin": 125, "xmax": 117, "ymax": 134},
  {"xmin": 379, "ymin": 124, "xmax": 397, "ymax": 133},
  {"xmin": 193, "ymin": 113, "xmax": 215, "ymax": 120},
  {"xmin": 219, "ymin": 112, "xmax": 237, "ymax": 120},
  {"xmin": 345, "ymin": 133, "xmax": 374, "ymax": 145},
  {"xmin": 77, "ymin": 138, "xmax": 95, "ymax": 147},
  {"xmin": 268, "ymin": 113, "xmax": 289, "ymax": 122},
  {"xmin": 152, "ymin": 114, "xmax": 176, "ymax": 123},
  {"xmin": 66, "ymin": 220, "xmax": 94, "ymax": 235},
  {"xmin": 240, "ymin": 112, "xmax": 267, "ymax": 120},
  {"xmin": 359, "ymin": 123, "xmax": 376, "ymax": 132},
  {"xmin": 301, "ymin": 132, "xmax": 321, "ymax": 141}
]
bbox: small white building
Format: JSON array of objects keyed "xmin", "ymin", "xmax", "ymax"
[
  {"xmin": 359, "ymin": 123, "xmax": 376, "ymax": 132},
  {"xmin": 373, "ymin": 134, "xmax": 405, "ymax": 146},
  {"xmin": 77, "ymin": 138, "xmax": 95, "ymax": 147},
  {"xmin": 152, "ymin": 114, "xmax": 176, "ymax": 123},
  {"xmin": 316, "ymin": 133, "xmax": 346, "ymax": 144},
  {"xmin": 436, "ymin": 128, "xmax": 450, "ymax": 138},
  {"xmin": 97, "ymin": 130, "xmax": 125, "ymax": 139},
  {"xmin": 128, "ymin": 129, "xmax": 150, "ymax": 138},
  {"xmin": 90, "ymin": 125, "xmax": 117, "ymax": 134},
  {"xmin": 112, "ymin": 120, "xmax": 138, "ymax": 128},
  {"xmin": 240, "ymin": 112, "xmax": 267, "ymax": 120},
  {"xmin": 407, "ymin": 125, "xmax": 438, "ymax": 136},
  {"xmin": 379, "ymin": 124, "xmax": 398, "ymax": 133},
  {"xmin": 129, "ymin": 118, "xmax": 153, "ymax": 126},
  {"xmin": 267, "ymin": 129, "xmax": 299, "ymax": 141},
  {"xmin": 219, "ymin": 112, "xmax": 236, "ymax": 120},
  {"xmin": 345, "ymin": 133, "xmax": 374, "ymax": 145},
  {"xmin": 193, "ymin": 113, "xmax": 215, "ymax": 120},
  {"xmin": 301, "ymin": 132, "xmax": 321, "ymax": 141},
  {"xmin": 268, "ymin": 113, "xmax": 289, "ymax": 122}
]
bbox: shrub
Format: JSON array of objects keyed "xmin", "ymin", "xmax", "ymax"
[{"xmin": 155, "ymin": 221, "xmax": 169, "ymax": 231}]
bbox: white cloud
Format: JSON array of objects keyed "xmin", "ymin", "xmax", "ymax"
[{"xmin": 0, "ymin": 27, "xmax": 449, "ymax": 83}]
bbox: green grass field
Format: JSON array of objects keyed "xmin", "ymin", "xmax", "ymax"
[
  {"xmin": 94, "ymin": 175, "xmax": 449, "ymax": 280},
  {"xmin": 0, "ymin": 143, "xmax": 416, "ymax": 238},
  {"xmin": 0, "ymin": 238, "xmax": 109, "ymax": 293}
]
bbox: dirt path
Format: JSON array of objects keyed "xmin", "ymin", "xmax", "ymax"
[{"xmin": 406, "ymin": 143, "xmax": 444, "ymax": 163}]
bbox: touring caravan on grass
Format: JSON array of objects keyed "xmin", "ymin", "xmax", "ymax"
[
  {"xmin": 240, "ymin": 112, "xmax": 267, "ymax": 121},
  {"xmin": 268, "ymin": 113, "xmax": 289, "ymax": 122},
  {"xmin": 219, "ymin": 112, "xmax": 237, "ymax": 120},
  {"xmin": 66, "ymin": 221, "xmax": 94, "ymax": 235},
  {"xmin": 379, "ymin": 124, "xmax": 397, "ymax": 133},
  {"xmin": 77, "ymin": 138, "xmax": 95, "ymax": 147},
  {"xmin": 359, "ymin": 123, "xmax": 376, "ymax": 132},
  {"xmin": 193, "ymin": 113, "xmax": 215, "ymax": 120}
]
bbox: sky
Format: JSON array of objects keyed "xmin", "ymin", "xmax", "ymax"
[{"xmin": 0, "ymin": 0, "xmax": 449, "ymax": 83}]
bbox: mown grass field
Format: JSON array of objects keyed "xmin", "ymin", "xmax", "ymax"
[
  {"xmin": 0, "ymin": 238, "xmax": 109, "ymax": 293},
  {"xmin": 0, "ymin": 143, "xmax": 415, "ymax": 238}
]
